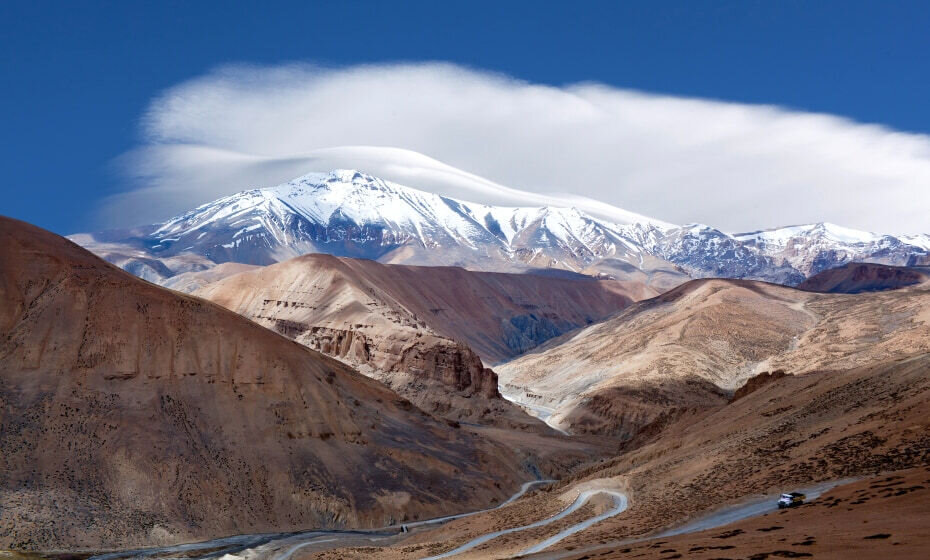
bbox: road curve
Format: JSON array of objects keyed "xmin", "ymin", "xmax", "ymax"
[
  {"xmin": 275, "ymin": 537, "xmax": 337, "ymax": 560},
  {"xmin": 519, "ymin": 491, "xmax": 628, "ymax": 555},
  {"xmin": 421, "ymin": 489, "xmax": 629, "ymax": 560},
  {"xmin": 527, "ymin": 478, "xmax": 857, "ymax": 560}
]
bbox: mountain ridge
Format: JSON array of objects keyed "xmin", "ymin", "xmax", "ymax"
[{"xmin": 72, "ymin": 169, "xmax": 930, "ymax": 288}]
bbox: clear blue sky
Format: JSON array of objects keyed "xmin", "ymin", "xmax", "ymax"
[{"xmin": 2, "ymin": 0, "xmax": 929, "ymax": 234}]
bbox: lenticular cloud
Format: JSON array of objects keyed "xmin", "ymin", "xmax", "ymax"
[{"xmin": 105, "ymin": 62, "xmax": 930, "ymax": 234}]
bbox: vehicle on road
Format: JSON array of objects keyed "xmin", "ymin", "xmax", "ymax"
[{"xmin": 777, "ymin": 492, "xmax": 806, "ymax": 508}]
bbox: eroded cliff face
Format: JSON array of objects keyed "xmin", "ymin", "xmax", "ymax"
[
  {"xmin": 193, "ymin": 255, "xmax": 578, "ymax": 430},
  {"xmin": 289, "ymin": 325, "xmax": 500, "ymax": 399},
  {"xmin": 257, "ymin": 322, "xmax": 533, "ymax": 428}
]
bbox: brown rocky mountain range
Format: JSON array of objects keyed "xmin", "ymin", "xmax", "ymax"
[
  {"xmin": 497, "ymin": 277, "xmax": 930, "ymax": 437},
  {"xmin": 0, "ymin": 217, "xmax": 543, "ymax": 550},
  {"xmin": 193, "ymin": 254, "xmax": 644, "ymax": 426}
]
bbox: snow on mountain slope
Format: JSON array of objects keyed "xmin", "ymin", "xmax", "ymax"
[
  {"xmin": 89, "ymin": 169, "xmax": 671, "ymax": 279},
  {"xmin": 647, "ymin": 222, "xmax": 930, "ymax": 284},
  {"xmin": 732, "ymin": 222, "xmax": 930, "ymax": 277},
  {"xmin": 73, "ymin": 169, "xmax": 930, "ymax": 287}
]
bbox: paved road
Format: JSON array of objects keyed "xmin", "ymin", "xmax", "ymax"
[
  {"xmin": 422, "ymin": 489, "xmax": 629, "ymax": 560},
  {"xmin": 520, "ymin": 491, "xmax": 628, "ymax": 555},
  {"xmin": 85, "ymin": 479, "xmax": 555, "ymax": 560},
  {"xmin": 526, "ymin": 478, "xmax": 857, "ymax": 559},
  {"xmin": 405, "ymin": 479, "xmax": 556, "ymax": 530}
]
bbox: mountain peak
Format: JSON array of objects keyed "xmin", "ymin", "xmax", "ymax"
[{"xmin": 74, "ymin": 169, "xmax": 930, "ymax": 289}]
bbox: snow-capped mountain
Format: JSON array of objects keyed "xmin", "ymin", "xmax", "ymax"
[
  {"xmin": 646, "ymin": 222, "xmax": 930, "ymax": 284},
  {"xmin": 645, "ymin": 224, "xmax": 806, "ymax": 285},
  {"xmin": 76, "ymin": 170, "xmax": 670, "ymax": 281},
  {"xmin": 735, "ymin": 222, "xmax": 930, "ymax": 276},
  {"xmin": 73, "ymin": 169, "xmax": 930, "ymax": 288}
]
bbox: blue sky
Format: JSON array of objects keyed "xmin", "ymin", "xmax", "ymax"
[{"xmin": 2, "ymin": 1, "xmax": 930, "ymax": 234}]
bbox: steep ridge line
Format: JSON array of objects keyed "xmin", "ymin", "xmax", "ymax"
[{"xmin": 193, "ymin": 252, "xmax": 642, "ymax": 429}]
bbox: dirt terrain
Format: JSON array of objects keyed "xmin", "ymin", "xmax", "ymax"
[
  {"xmin": 797, "ymin": 262, "xmax": 930, "ymax": 293},
  {"xmin": 497, "ymin": 278, "xmax": 930, "ymax": 436},
  {"xmin": 0, "ymin": 217, "xmax": 550, "ymax": 551},
  {"xmin": 310, "ymin": 354, "xmax": 930, "ymax": 559},
  {"xmin": 194, "ymin": 254, "xmax": 644, "ymax": 427},
  {"xmin": 550, "ymin": 467, "xmax": 930, "ymax": 560}
]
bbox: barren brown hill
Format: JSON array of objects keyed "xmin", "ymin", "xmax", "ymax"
[
  {"xmin": 313, "ymin": 354, "xmax": 930, "ymax": 560},
  {"xmin": 497, "ymin": 278, "xmax": 930, "ymax": 436},
  {"xmin": 197, "ymin": 254, "xmax": 645, "ymax": 363},
  {"xmin": 0, "ymin": 217, "xmax": 536, "ymax": 551},
  {"xmin": 194, "ymin": 254, "xmax": 643, "ymax": 426},
  {"xmin": 797, "ymin": 262, "xmax": 930, "ymax": 293}
]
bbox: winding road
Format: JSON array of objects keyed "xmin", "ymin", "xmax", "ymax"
[
  {"xmin": 422, "ymin": 489, "xmax": 629, "ymax": 560},
  {"xmin": 519, "ymin": 491, "xmax": 628, "ymax": 555},
  {"xmin": 85, "ymin": 479, "xmax": 555, "ymax": 560},
  {"xmin": 527, "ymin": 478, "xmax": 857, "ymax": 560},
  {"xmin": 83, "ymin": 478, "xmax": 856, "ymax": 560}
]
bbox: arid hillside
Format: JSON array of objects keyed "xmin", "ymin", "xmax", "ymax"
[
  {"xmin": 0, "ymin": 217, "xmax": 536, "ymax": 551},
  {"xmin": 553, "ymin": 468, "xmax": 930, "ymax": 560},
  {"xmin": 196, "ymin": 254, "xmax": 645, "ymax": 363},
  {"xmin": 497, "ymin": 278, "xmax": 930, "ymax": 436},
  {"xmin": 798, "ymin": 262, "xmax": 930, "ymax": 293},
  {"xmin": 194, "ymin": 254, "xmax": 643, "ymax": 426},
  {"xmin": 314, "ymin": 354, "xmax": 930, "ymax": 560}
]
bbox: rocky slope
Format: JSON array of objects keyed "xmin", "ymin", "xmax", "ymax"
[
  {"xmin": 497, "ymin": 277, "xmax": 930, "ymax": 436},
  {"xmin": 304, "ymin": 354, "xmax": 930, "ymax": 559},
  {"xmin": 565, "ymin": 468, "xmax": 930, "ymax": 560},
  {"xmin": 798, "ymin": 262, "xmax": 930, "ymax": 293},
  {"xmin": 193, "ymin": 254, "xmax": 640, "ymax": 426},
  {"xmin": 545, "ymin": 356, "xmax": 930, "ymax": 559},
  {"xmin": 0, "ymin": 217, "xmax": 534, "ymax": 550}
]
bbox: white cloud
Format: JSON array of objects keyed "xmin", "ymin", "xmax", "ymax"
[{"xmin": 104, "ymin": 62, "xmax": 930, "ymax": 234}]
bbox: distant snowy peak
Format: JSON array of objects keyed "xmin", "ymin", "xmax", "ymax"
[
  {"xmin": 650, "ymin": 222, "xmax": 930, "ymax": 284},
  {"xmin": 735, "ymin": 222, "xmax": 885, "ymax": 246}
]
